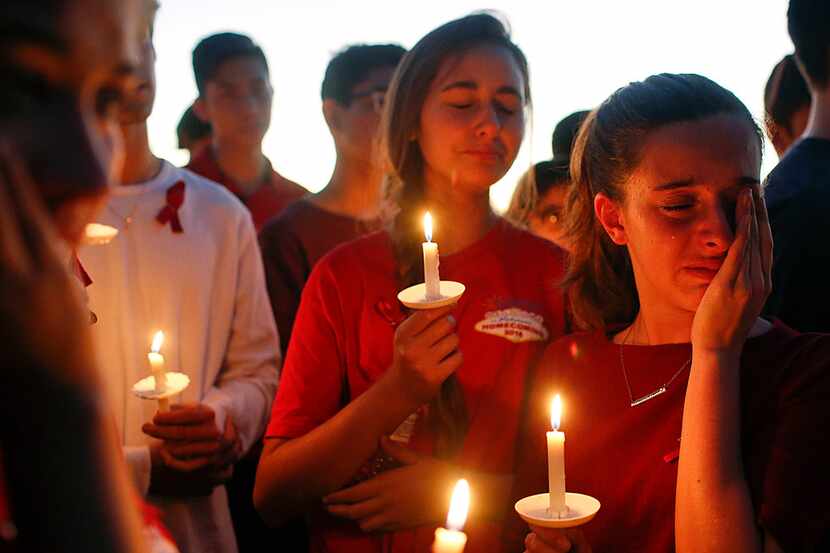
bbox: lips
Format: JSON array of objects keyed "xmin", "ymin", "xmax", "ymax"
[
  {"xmin": 461, "ymin": 149, "xmax": 503, "ymax": 162},
  {"xmin": 683, "ymin": 260, "xmax": 724, "ymax": 281}
]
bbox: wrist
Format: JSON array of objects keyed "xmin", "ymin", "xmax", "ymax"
[
  {"xmin": 691, "ymin": 346, "xmax": 742, "ymax": 367},
  {"xmin": 382, "ymin": 366, "xmax": 432, "ymax": 410}
]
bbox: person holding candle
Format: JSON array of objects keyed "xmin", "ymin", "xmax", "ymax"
[
  {"xmin": 0, "ymin": 0, "xmax": 170, "ymax": 551},
  {"xmin": 79, "ymin": 5, "xmax": 279, "ymax": 552},
  {"xmin": 511, "ymin": 73, "xmax": 830, "ymax": 553},
  {"xmin": 254, "ymin": 13, "xmax": 566, "ymax": 553}
]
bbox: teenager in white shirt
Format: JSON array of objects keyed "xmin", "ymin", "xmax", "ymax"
[{"xmin": 79, "ymin": 5, "xmax": 279, "ymax": 552}]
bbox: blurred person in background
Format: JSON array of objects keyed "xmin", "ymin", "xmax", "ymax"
[
  {"xmin": 176, "ymin": 104, "xmax": 212, "ymax": 162},
  {"xmin": 187, "ymin": 32, "xmax": 307, "ymax": 231},
  {"xmin": 764, "ymin": 53, "xmax": 811, "ymax": 158},
  {"xmin": 505, "ymin": 110, "xmax": 589, "ymax": 251},
  {"xmin": 79, "ymin": 5, "xmax": 279, "ymax": 552}
]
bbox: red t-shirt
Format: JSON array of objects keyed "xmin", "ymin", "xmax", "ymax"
[
  {"xmin": 186, "ymin": 147, "xmax": 307, "ymax": 231},
  {"xmin": 509, "ymin": 320, "xmax": 830, "ymax": 553},
  {"xmin": 266, "ymin": 219, "xmax": 566, "ymax": 553}
]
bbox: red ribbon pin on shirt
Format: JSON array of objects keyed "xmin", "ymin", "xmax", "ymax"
[{"xmin": 156, "ymin": 180, "xmax": 185, "ymax": 233}]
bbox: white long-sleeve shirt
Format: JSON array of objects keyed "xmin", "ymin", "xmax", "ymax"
[{"xmin": 80, "ymin": 161, "xmax": 280, "ymax": 553}]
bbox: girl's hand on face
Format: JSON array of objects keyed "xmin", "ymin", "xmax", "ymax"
[
  {"xmin": 323, "ymin": 436, "xmax": 454, "ymax": 532},
  {"xmin": 691, "ymin": 185, "xmax": 772, "ymax": 354},
  {"xmin": 389, "ymin": 304, "xmax": 463, "ymax": 405},
  {"xmin": 0, "ymin": 144, "xmax": 100, "ymax": 393},
  {"xmin": 525, "ymin": 526, "xmax": 593, "ymax": 553}
]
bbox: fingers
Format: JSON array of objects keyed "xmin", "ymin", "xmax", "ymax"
[
  {"xmin": 752, "ymin": 184, "xmax": 773, "ymax": 293},
  {"xmin": 159, "ymin": 447, "xmax": 214, "ymax": 472},
  {"xmin": 142, "ymin": 421, "xmax": 221, "ymax": 441},
  {"xmin": 396, "ymin": 305, "xmax": 455, "ymax": 338},
  {"xmin": 153, "ymin": 403, "xmax": 215, "ymax": 425},
  {"xmin": 526, "ymin": 530, "xmax": 571, "ymax": 553},
  {"xmin": 429, "ymin": 331, "xmax": 461, "ymax": 364},
  {"xmin": 325, "ymin": 497, "xmax": 385, "ymax": 521},
  {"xmin": 721, "ymin": 189, "xmax": 751, "ymax": 289},
  {"xmin": 324, "ymin": 479, "xmax": 379, "ymax": 505},
  {"xmin": 163, "ymin": 440, "xmax": 224, "ymax": 459},
  {"xmin": 380, "ymin": 436, "xmax": 420, "ymax": 466}
]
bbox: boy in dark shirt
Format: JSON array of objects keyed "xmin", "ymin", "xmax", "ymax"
[
  {"xmin": 259, "ymin": 44, "xmax": 406, "ymax": 354},
  {"xmin": 764, "ymin": 0, "xmax": 830, "ymax": 332},
  {"xmin": 187, "ymin": 32, "xmax": 306, "ymax": 230}
]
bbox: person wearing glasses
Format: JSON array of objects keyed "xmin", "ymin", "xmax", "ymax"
[
  {"xmin": 187, "ymin": 32, "xmax": 307, "ymax": 231},
  {"xmin": 259, "ymin": 43, "xmax": 406, "ymax": 356}
]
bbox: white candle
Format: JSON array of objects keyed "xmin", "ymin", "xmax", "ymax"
[
  {"xmin": 547, "ymin": 394, "xmax": 567, "ymax": 517},
  {"xmin": 422, "ymin": 212, "xmax": 441, "ymax": 300},
  {"xmin": 148, "ymin": 331, "xmax": 169, "ymax": 412},
  {"xmin": 433, "ymin": 479, "xmax": 469, "ymax": 553}
]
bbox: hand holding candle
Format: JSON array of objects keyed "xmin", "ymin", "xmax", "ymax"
[
  {"xmin": 148, "ymin": 331, "xmax": 169, "ymax": 412},
  {"xmin": 433, "ymin": 478, "xmax": 470, "ymax": 553},
  {"xmin": 422, "ymin": 212, "xmax": 441, "ymax": 300},
  {"xmin": 547, "ymin": 394, "xmax": 567, "ymax": 517}
]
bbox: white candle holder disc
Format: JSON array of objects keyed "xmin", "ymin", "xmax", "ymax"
[
  {"xmin": 514, "ymin": 492, "xmax": 600, "ymax": 529},
  {"xmin": 131, "ymin": 372, "xmax": 190, "ymax": 400},
  {"xmin": 397, "ymin": 281, "xmax": 465, "ymax": 310}
]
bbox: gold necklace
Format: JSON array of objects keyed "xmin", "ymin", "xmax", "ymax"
[{"xmin": 618, "ymin": 322, "xmax": 691, "ymax": 407}]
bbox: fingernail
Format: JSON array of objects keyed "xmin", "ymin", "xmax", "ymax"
[{"xmin": 447, "ymin": 315, "xmax": 456, "ymax": 326}]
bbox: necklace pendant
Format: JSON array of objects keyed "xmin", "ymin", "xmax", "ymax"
[
  {"xmin": 630, "ymin": 385, "xmax": 667, "ymax": 407},
  {"xmin": 125, "ymin": 216, "xmax": 133, "ymax": 227}
]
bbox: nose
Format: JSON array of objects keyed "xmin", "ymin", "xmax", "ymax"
[
  {"xmin": 475, "ymin": 104, "xmax": 500, "ymax": 139},
  {"xmin": 700, "ymin": 201, "xmax": 734, "ymax": 255}
]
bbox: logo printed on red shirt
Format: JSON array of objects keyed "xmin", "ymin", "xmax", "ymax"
[{"xmin": 474, "ymin": 307, "xmax": 549, "ymax": 343}]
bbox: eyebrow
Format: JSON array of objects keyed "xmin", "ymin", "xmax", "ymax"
[
  {"xmin": 652, "ymin": 176, "xmax": 759, "ymax": 191},
  {"xmin": 440, "ymin": 80, "xmax": 522, "ymax": 97}
]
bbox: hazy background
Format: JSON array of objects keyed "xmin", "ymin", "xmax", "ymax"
[{"xmin": 150, "ymin": 0, "xmax": 793, "ymax": 211}]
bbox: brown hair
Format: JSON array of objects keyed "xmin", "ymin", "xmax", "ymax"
[
  {"xmin": 380, "ymin": 12, "xmax": 530, "ymax": 456},
  {"xmin": 505, "ymin": 160, "xmax": 568, "ymax": 229},
  {"xmin": 563, "ymin": 73, "xmax": 763, "ymax": 331}
]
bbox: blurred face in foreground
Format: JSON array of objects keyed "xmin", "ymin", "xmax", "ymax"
[{"xmin": 0, "ymin": 0, "xmax": 141, "ymax": 245}]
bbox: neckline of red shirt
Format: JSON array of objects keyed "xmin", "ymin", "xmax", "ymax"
[
  {"xmin": 189, "ymin": 146, "xmax": 277, "ymax": 200},
  {"xmin": 596, "ymin": 317, "xmax": 789, "ymax": 351}
]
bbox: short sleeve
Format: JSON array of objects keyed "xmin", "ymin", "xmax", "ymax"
[
  {"xmin": 757, "ymin": 334, "xmax": 830, "ymax": 550},
  {"xmin": 265, "ymin": 256, "xmax": 347, "ymax": 439}
]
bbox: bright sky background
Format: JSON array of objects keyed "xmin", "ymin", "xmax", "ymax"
[{"xmin": 150, "ymin": 0, "xmax": 794, "ymax": 212}]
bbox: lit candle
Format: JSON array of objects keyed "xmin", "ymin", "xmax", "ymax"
[
  {"xmin": 148, "ymin": 331, "xmax": 169, "ymax": 412},
  {"xmin": 547, "ymin": 394, "xmax": 567, "ymax": 517},
  {"xmin": 433, "ymin": 479, "xmax": 469, "ymax": 553},
  {"xmin": 422, "ymin": 212, "xmax": 441, "ymax": 300},
  {"xmin": 82, "ymin": 223, "xmax": 118, "ymax": 245}
]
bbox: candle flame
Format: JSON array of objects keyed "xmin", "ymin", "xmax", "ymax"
[
  {"xmin": 151, "ymin": 331, "xmax": 165, "ymax": 354},
  {"xmin": 424, "ymin": 211, "xmax": 433, "ymax": 243},
  {"xmin": 446, "ymin": 478, "xmax": 470, "ymax": 531},
  {"xmin": 551, "ymin": 394, "xmax": 562, "ymax": 431}
]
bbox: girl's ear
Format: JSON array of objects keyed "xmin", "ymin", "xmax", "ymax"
[{"xmin": 594, "ymin": 192, "xmax": 628, "ymax": 245}]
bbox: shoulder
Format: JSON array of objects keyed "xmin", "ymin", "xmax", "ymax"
[
  {"xmin": 746, "ymin": 320, "xmax": 830, "ymax": 396},
  {"xmin": 176, "ymin": 166, "xmax": 247, "ymax": 213},
  {"xmin": 272, "ymin": 170, "xmax": 309, "ymax": 198},
  {"xmin": 315, "ymin": 230, "xmax": 391, "ymax": 275},
  {"xmin": 259, "ymin": 199, "xmax": 314, "ymax": 242}
]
